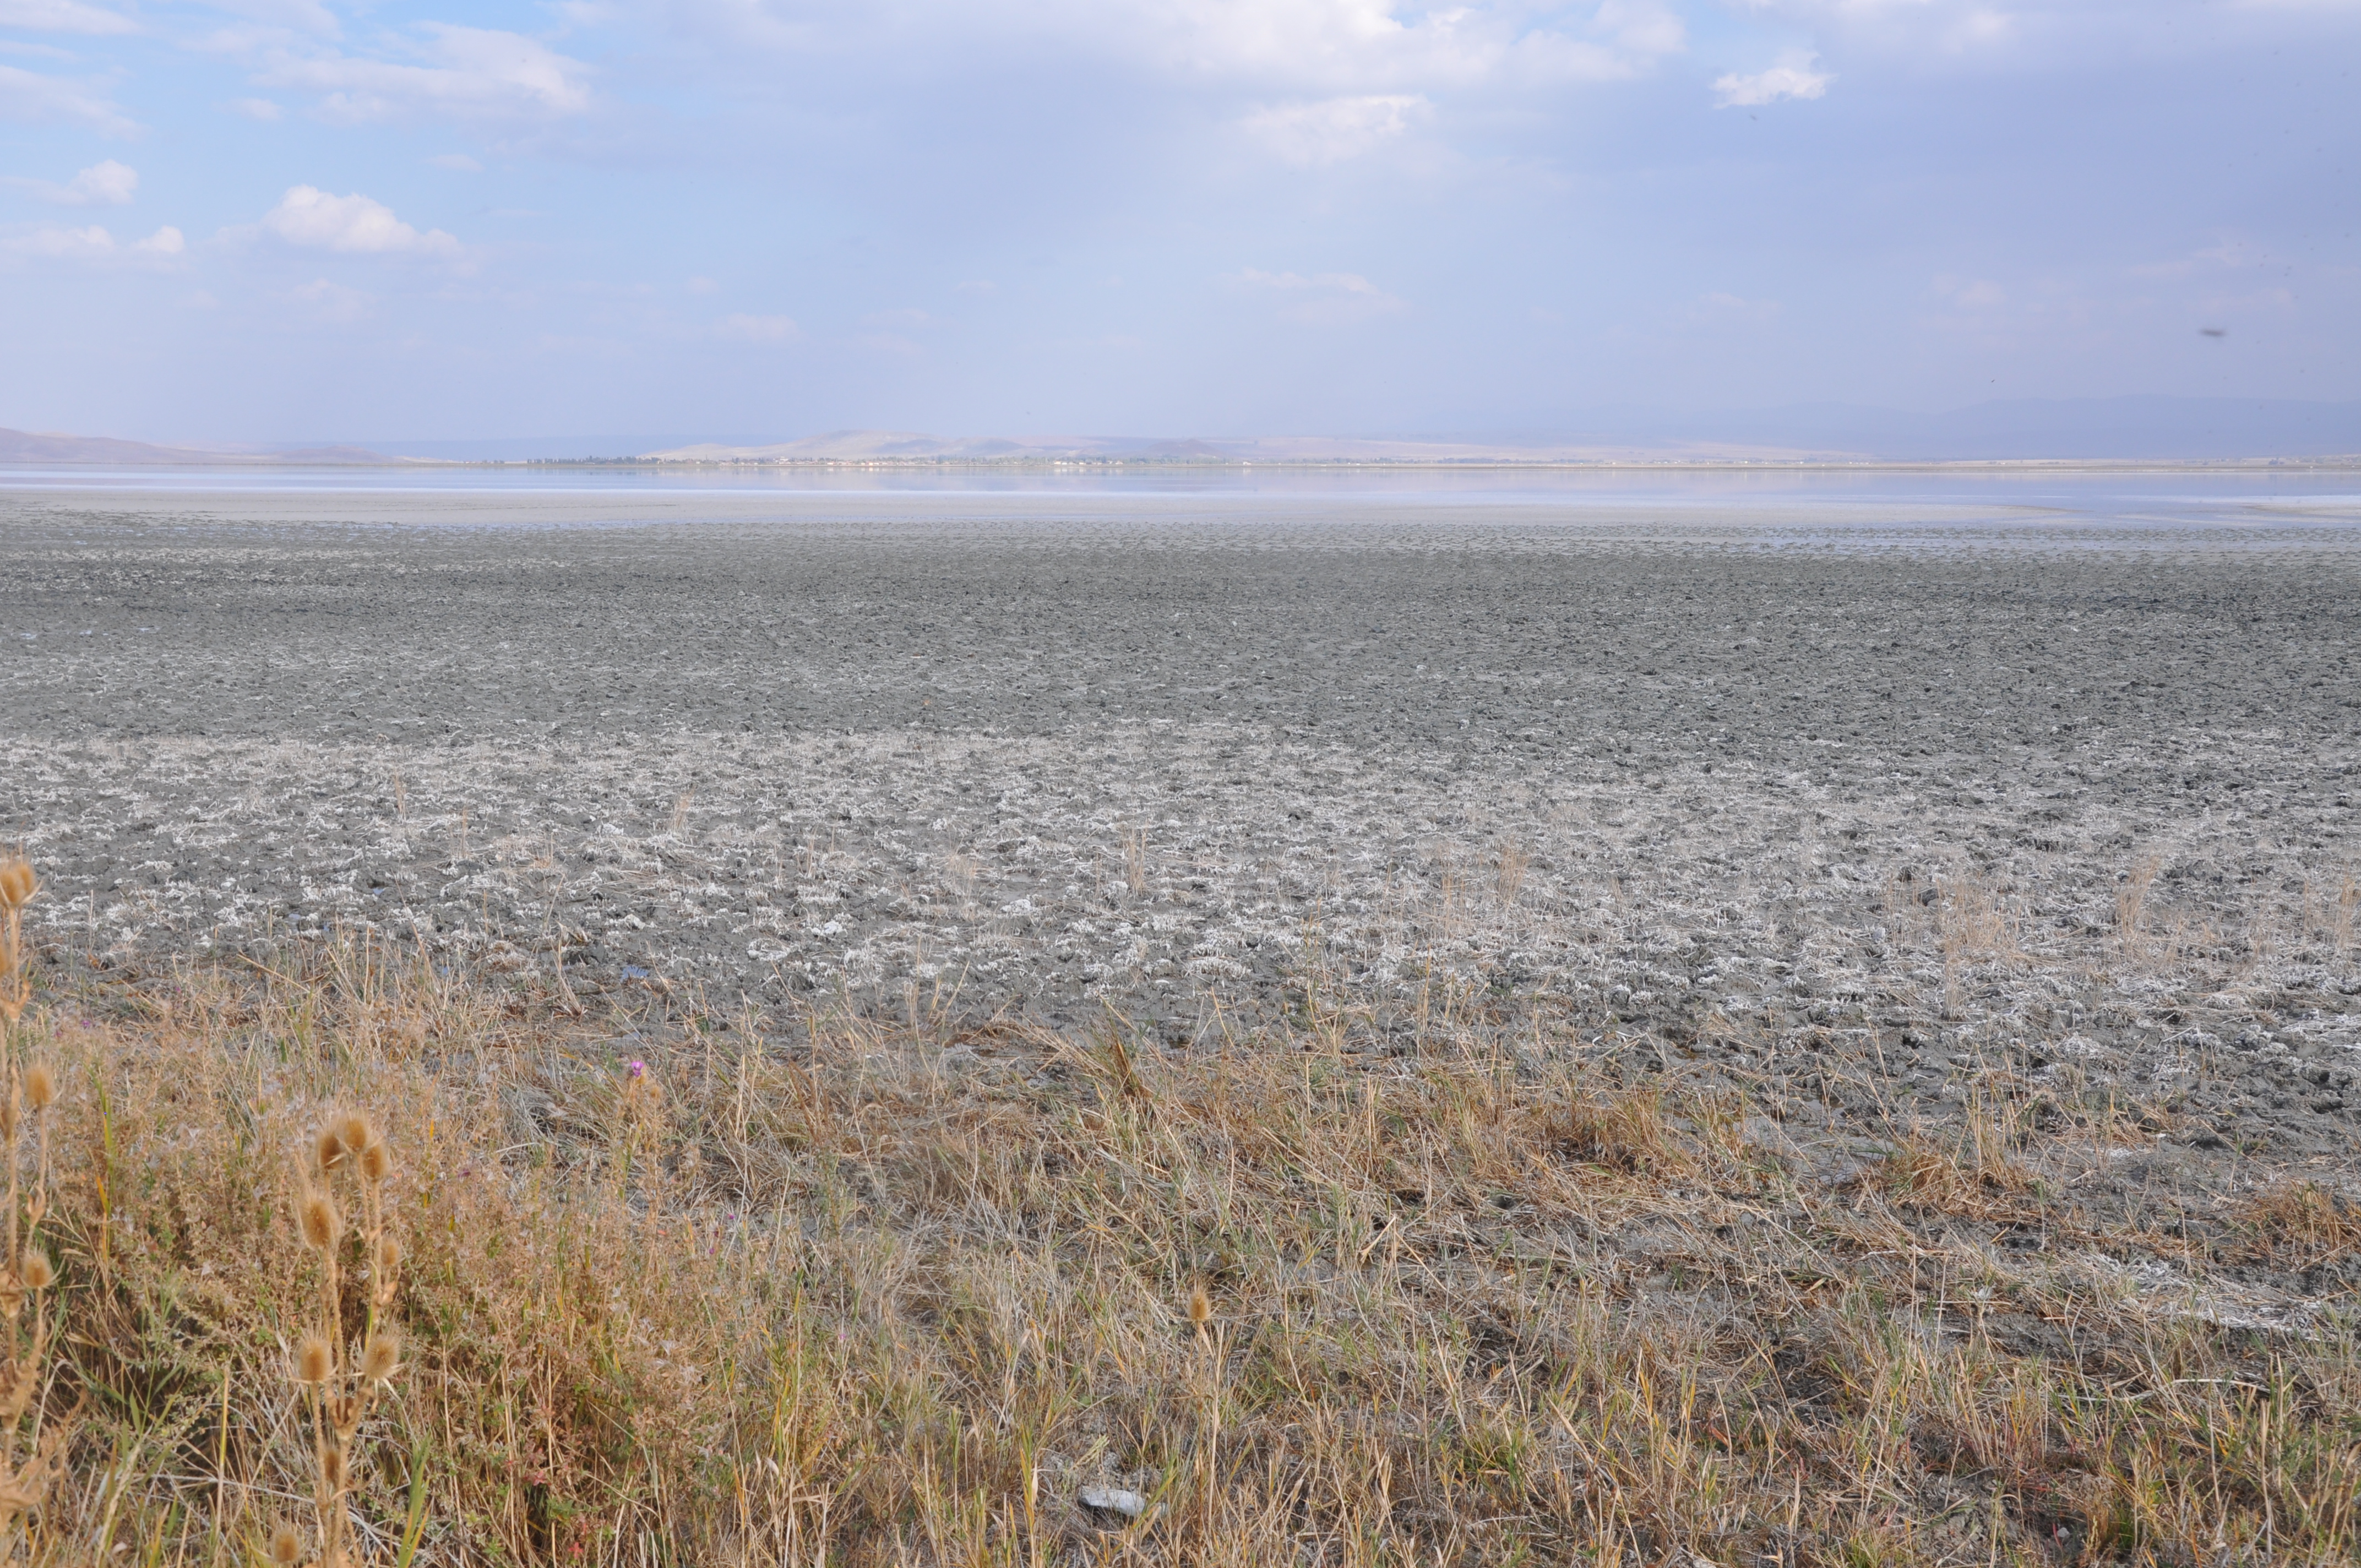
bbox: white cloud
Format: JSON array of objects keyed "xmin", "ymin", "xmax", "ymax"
[
  {"xmin": 1712, "ymin": 52, "xmax": 1832, "ymax": 106},
  {"xmin": 1944, "ymin": 9, "xmax": 2014, "ymax": 48},
  {"xmin": 682, "ymin": 0, "xmax": 1682, "ymax": 98},
  {"xmin": 254, "ymin": 25, "xmax": 594, "ymax": 126},
  {"xmin": 1933, "ymin": 275, "xmax": 2005, "ymax": 307},
  {"xmin": 1726, "ymin": 0, "xmax": 2019, "ymax": 55},
  {"xmin": 0, "ymin": 0, "xmax": 134, "ymax": 35},
  {"xmin": 199, "ymin": 0, "xmax": 340, "ymax": 37},
  {"xmin": 1116, "ymin": 0, "xmax": 1684, "ymax": 91},
  {"xmin": 1696, "ymin": 290, "xmax": 1783, "ymax": 321},
  {"xmin": 4, "ymin": 221, "xmax": 113, "ymax": 258},
  {"xmin": 2132, "ymin": 237, "xmax": 2278, "ymax": 281},
  {"xmin": 0, "ymin": 62, "xmax": 138, "ymax": 135},
  {"xmin": 292, "ymin": 276, "xmax": 372, "ymax": 322},
  {"xmin": 428, "ymin": 152, "xmax": 482, "ymax": 171},
  {"xmin": 716, "ymin": 313, "xmax": 800, "ymax": 342},
  {"xmin": 1241, "ymin": 93, "xmax": 1428, "ymax": 166},
  {"xmin": 1236, "ymin": 266, "xmax": 1406, "ymax": 323},
  {"xmin": 686, "ymin": 275, "xmax": 718, "ymax": 293},
  {"xmin": 262, "ymin": 186, "xmax": 461, "ymax": 255},
  {"xmin": 229, "ymin": 96, "xmax": 284, "ymax": 120},
  {"xmin": 1591, "ymin": 0, "xmax": 1687, "ymax": 56},
  {"xmin": 1, "ymin": 158, "xmax": 137, "ymax": 204},
  {"xmin": 2, "ymin": 221, "xmax": 181, "ymax": 263}
]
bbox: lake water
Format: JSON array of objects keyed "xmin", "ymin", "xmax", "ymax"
[
  {"xmin": 0, "ymin": 460, "xmax": 2353, "ymax": 505},
  {"xmin": 3, "ymin": 462, "xmax": 2355, "ymax": 554}
]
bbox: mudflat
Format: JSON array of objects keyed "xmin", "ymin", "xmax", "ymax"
[{"xmin": 4, "ymin": 485, "xmax": 2359, "ymax": 1182}]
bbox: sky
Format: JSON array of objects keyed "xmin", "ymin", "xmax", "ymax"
[{"xmin": 1, "ymin": 0, "xmax": 2357, "ymax": 445}]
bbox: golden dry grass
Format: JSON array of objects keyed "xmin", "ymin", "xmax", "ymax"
[{"xmin": 0, "ymin": 910, "xmax": 2353, "ymax": 1565}]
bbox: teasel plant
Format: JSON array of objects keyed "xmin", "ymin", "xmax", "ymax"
[
  {"xmin": 281, "ymin": 1113, "xmax": 412, "ymax": 1568},
  {"xmin": 0, "ymin": 854, "xmax": 74, "ymax": 1556},
  {"xmin": 0, "ymin": 858, "xmax": 35, "ymax": 1032},
  {"xmin": 0, "ymin": 1055, "xmax": 73, "ymax": 1561},
  {"xmin": 1187, "ymin": 1281, "xmax": 1223, "ymax": 1546}
]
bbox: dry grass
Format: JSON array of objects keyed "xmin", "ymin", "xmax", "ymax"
[
  {"xmin": 1493, "ymin": 840, "xmax": 1530, "ymax": 905},
  {"xmin": 1123, "ymin": 829, "xmax": 1150, "ymax": 899},
  {"xmin": 2233, "ymin": 1182, "xmax": 2361, "ymax": 1271},
  {"xmin": 0, "ymin": 904, "xmax": 2354, "ymax": 1564}
]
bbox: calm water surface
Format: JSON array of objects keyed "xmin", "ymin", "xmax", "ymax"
[{"xmin": 2, "ymin": 462, "xmax": 2355, "ymax": 543}]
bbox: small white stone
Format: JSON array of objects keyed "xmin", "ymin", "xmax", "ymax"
[{"xmin": 1078, "ymin": 1486, "xmax": 1147, "ymax": 1521}]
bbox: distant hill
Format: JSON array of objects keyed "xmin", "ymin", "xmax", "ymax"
[
  {"xmin": 1561, "ymin": 396, "xmax": 2361, "ymax": 463},
  {"xmin": 647, "ymin": 431, "xmax": 1242, "ymax": 462},
  {"xmin": 0, "ymin": 427, "xmax": 393, "ymax": 465},
  {"xmin": 10, "ymin": 396, "xmax": 2358, "ymax": 468},
  {"xmin": 644, "ymin": 398, "xmax": 2361, "ymax": 466},
  {"xmin": 641, "ymin": 431, "xmax": 1827, "ymax": 464}
]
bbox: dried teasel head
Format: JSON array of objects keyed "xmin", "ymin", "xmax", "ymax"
[
  {"xmin": 1187, "ymin": 1283, "xmax": 1212, "ymax": 1329},
  {"xmin": 320, "ymin": 1445, "xmax": 347, "ymax": 1490},
  {"xmin": 22, "ymin": 1061, "xmax": 55, "ymax": 1112},
  {"xmin": 0, "ymin": 1093, "xmax": 16, "ymax": 1144},
  {"xmin": 269, "ymin": 1523, "xmax": 304, "ymax": 1566},
  {"xmin": 20, "ymin": 1250, "xmax": 53, "ymax": 1291},
  {"xmin": 377, "ymin": 1234, "xmax": 402, "ymax": 1277},
  {"xmin": 298, "ymin": 1190, "xmax": 341, "ymax": 1251},
  {"xmin": 359, "ymin": 1136, "xmax": 392, "ymax": 1185},
  {"xmin": 315, "ymin": 1125, "xmax": 347, "ymax": 1173},
  {"xmin": 360, "ymin": 1331, "xmax": 401, "ymax": 1384},
  {"xmin": 0, "ymin": 859, "xmax": 35, "ymax": 911},
  {"xmin": 295, "ymin": 1334, "xmax": 333, "ymax": 1385},
  {"xmin": 338, "ymin": 1113, "xmax": 375, "ymax": 1157}
]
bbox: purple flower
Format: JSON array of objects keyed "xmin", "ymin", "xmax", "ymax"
[{"xmin": 627, "ymin": 1060, "xmax": 645, "ymax": 1079}]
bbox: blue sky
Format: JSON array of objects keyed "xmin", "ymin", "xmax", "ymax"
[{"xmin": 2, "ymin": 0, "xmax": 2357, "ymax": 444}]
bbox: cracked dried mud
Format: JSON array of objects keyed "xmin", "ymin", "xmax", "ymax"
[{"xmin": 6, "ymin": 486, "xmax": 2359, "ymax": 1194}]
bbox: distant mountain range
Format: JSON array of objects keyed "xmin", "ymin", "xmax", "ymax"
[
  {"xmin": 643, "ymin": 399, "xmax": 2361, "ymax": 465},
  {"xmin": 0, "ymin": 427, "xmax": 390, "ymax": 465},
  {"xmin": 7, "ymin": 397, "xmax": 2358, "ymax": 467},
  {"xmin": 639, "ymin": 431, "xmax": 1835, "ymax": 464},
  {"xmin": 1568, "ymin": 396, "xmax": 2361, "ymax": 464}
]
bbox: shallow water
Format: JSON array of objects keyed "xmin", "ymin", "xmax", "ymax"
[{"xmin": 2, "ymin": 459, "xmax": 2355, "ymax": 529}]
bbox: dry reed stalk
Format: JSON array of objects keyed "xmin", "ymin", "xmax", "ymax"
[
  {"xmin": 1494, "ymin": 837, "xmax": 1529, "ymax": 903},
  {"xmin": 1123, "ymin": 827, "xmax": 1149, "ymax": 897},
  {"xmin": 619, "ymin": 1057, "xmax": 672, "ymax": 1253}
]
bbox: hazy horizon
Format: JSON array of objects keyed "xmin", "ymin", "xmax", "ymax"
[{"xmin": 7, "ymin": 393, "xmax": 2359, "ymax": 466}]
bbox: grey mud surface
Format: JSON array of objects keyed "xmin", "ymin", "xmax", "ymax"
[{"xmin": 6, "ymin": 487, "xmax": 2361, "ymax": 1223}]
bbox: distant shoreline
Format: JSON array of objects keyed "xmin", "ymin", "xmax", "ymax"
[{"xmin": 6, "ymin": 454, "xmax": 2360, "ymax": 473}]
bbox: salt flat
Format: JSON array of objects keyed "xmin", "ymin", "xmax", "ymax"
[{"xmin": 4, "ymin": 482, "xmax": 2358, "ymax": 1168}]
